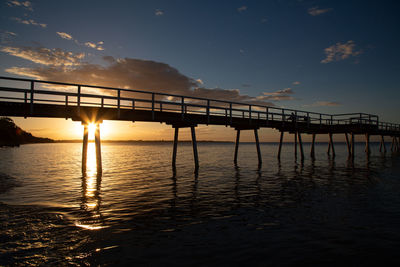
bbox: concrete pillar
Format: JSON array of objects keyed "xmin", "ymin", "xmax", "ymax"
[
  {"xmin": 95, "ymin": 124, "xmax": 102, "ymax": 173},
  {"xmin": 278, "ymin": 131, "xmax": 284, "ymax": 159},
  {"xmin": 82, "ymin": 124, "xmax": 88, "ymax": 174},
  {"xmin": 298, "ymin": 132, "xmax": 304, "ymax": 161},
  {"xmin": 191, "ymin": 126, "xmax": 199, "ymax": 171},
  {"xmin": 310, "ymin": 133, "xmax": 316, "ymax": 159},
  {"xmin": 172, "ymin": 127, "xmax": 179, "ymax": 167},
  {"xmin": 234, "ymin": 130, "xmax": 240, "ymax": 164},
  {"xmin": 254, "ymin": 129, "xmax": 262, "ymax": 166}
]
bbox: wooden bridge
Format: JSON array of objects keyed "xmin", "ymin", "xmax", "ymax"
[{"xmin": 1, "ymin": 76, "xmax": 399, "ymax": 172}]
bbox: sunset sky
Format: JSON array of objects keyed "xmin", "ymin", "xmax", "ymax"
[{"xmin": 0, "ymin": 0, "xmax": 399, "ymax": 141}]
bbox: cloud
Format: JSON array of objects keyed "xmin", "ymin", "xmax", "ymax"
[
  {"xmin": 55, "ymin": 31, "xmax": 105, "ymax": 51},
  {"xmin": 56, "ymin": 32, "xmax": 73, "ymax": 40},
  {"xmin": 1, "ymin": 46, "xmax": 85, "ymax": 66},
  {"xmin": 321, "ymin": 40, "xmax": 362, "ymax": 63},
  {"xmin": 306, "ymin": 101, "xmax": 341, "ymax": 107},
  {"xmin": 308, "ymin": 6, "xmax": 332, "ymax": 16},
  {"xmin": 7, "ymin": 0, "xmax": 33, "ymax": 11},
  {"xmin": 3, "ymin": 51, "xmax": 278, "ymax": 106},
  {"xmin": 0, "ymin": 31, "xmax": 17, "ymax": 44},
  {"xmin": 155, "ymin": 9, "xmax": 164, "ymax": 16},
  {"xmin": 237, "ymin": 6, "xmax": 247, "ymax": 12},
  {"xmin": 196, "ymin": 78, "xmax": 203, "ymax": 85},
  {"xmin": 292, "ymin": 81, "xmax": 300, "ymax": 85},
  {"xmin": 257, "ymin": 88, "xmax": 295, "ymax": 101},
  {"xmin": 12, "ymin": 17, "xmax": 46, "ymax": 28}
]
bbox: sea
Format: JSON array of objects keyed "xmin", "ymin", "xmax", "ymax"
[{"xmin": 1, "ymin": 142, "xmax": 400, "ymax": 266}]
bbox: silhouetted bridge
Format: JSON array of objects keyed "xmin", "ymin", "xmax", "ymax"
[{"xmin": 1, "ymin": 76, "xmax": 399, "ymax": 172}]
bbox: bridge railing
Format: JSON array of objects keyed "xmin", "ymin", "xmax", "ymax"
[{"xmin": 0, "ymin": 76, "xmax": 399, "ymax": 132}]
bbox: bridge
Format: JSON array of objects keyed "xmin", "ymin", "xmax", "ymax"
[{"xmin": 0, "ymin": 76, "xmax": 399, "ymax": 172}]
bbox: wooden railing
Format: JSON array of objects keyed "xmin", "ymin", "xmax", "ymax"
[{"xmin": 0, "ymin": 76, "xmax": 399, "ymax": 132}]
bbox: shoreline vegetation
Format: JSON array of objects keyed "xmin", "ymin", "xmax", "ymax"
[{"xmin": 0, "ymin": 117, "xmax": 53, "ymax": 147}]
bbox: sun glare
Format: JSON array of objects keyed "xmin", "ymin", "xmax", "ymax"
[{"xmin": 88, "ymin": 123, "xmax": 96, "ymax": 140}]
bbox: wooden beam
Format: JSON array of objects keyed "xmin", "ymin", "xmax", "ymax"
[
  {"xmin": 254, "ymin": 129, "xmax": 262, "ymax": 166},
  {"xmin": 329, "ymin": 133, "xmax": 335, "ymax": 157},
  {"xmin": 310, "ymin": 133, "xmax": 316, "ymax": 159},
  {"xmin": 278, "ymin": 131, "xmax": 284, "ymax": 159},
  {"xmin": 294, "ymin": 131, "xmax": 298, "ymax": 159},
  {"xmin": 82, "ymin": 124, "xmax": 88, "ymax": 174},
  {"xmin": 191, "ymin": 126, "xmax": 199, "ymax": 171},
  {"xmin": 365, "ymin": 133, "xmax": 370, "ymax": 155},
  {"xmin": 95, "ymin": 123, "xmax": 102, "ymax": 173},
  {"xmin": 298, "ymin": 132, "xmax": 304, "ymax": 161},
  {"xmin": 345, "ymin": 133, "xmax": 351, "ymax": 157},
  {"xmin": 234, "ymin": 130, "xmax": 240, "ymax": 164},
  {"xmin": 172, "ymin": 127, "xmax": 179, "ymax": 167}
]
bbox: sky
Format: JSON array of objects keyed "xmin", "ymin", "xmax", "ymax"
[{"xmin": 0, "ymin": 0, "xmax": 399, "ymax": 141}]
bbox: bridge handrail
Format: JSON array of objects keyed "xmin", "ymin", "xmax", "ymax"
[{"xmin": 1, "ymin": 76, "xmax": 398, "ymax": 131}]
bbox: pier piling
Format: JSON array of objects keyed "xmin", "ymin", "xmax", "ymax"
[
  {"xmin": 191, "ymin": 126, "xmax": 199, "ymax": 172},
  {"xmin": 298, "ymin": 132, "xmax": 304, "ymax": 161},
  {"xmin": 278, "ymin": 131, "xmax": 284, "ymax": 159},
  {"xmin": 95, "ymin": 123, "xmax": 102, "ymax": 173},
  {"xmin": 172, "ymin": 127, "xmax": 179, "ymax": 167},
  {"xmin": 234, "ymin": 130, "xmax": 240, "ymax": 164},
  {"xmin": 310, "ymin": 133, "xmax": 316, "ymax": 159},
  {"xmin": 82, "ymin": 124, "xmax": 88, "ymax": 174},
  {"xmin": 254, "ymin": 129, "xmax": 262, "ymax": 166}
]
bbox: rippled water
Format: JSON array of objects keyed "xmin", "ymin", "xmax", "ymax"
[{"xmin": 1, "ymin": 142, "xmax": 400, "ymax": 265}]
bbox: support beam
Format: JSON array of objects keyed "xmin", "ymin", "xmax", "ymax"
[
  {"xmin": 278, "ymin": 131, "xmax": 284, "ymax": 159},
  {"xmin": 380, "ymin": 135, "xmax": 386, "ymax": 152},
  {"xmin": 391, "ymin": 136, "xmax": 394, "ymax": 152},
  {"xmin": 172, "ymin": 127, "xmax": 179, "ymax": 167},
  {"xmin": 234, "ymin": 130, "xmax": 240, "ymax": 164},
  {"xmin": 327, "ymin": 135, "xmax": 331, "ymax": 155},
  {"xmin": 298, "ymin": 132, "xmax": 304, "ymax": 161},
  {"xmin": 191, "ymin": 126, "xmax": 199, "ymax": 171},
  {"xmin": 329, "ymin": 133, "xmax": 335, "ymax": 157},
  {"xmin": 365, "ymin": 133, "xmax": 370, "ymax": 155},
  {"xmin": 345, "ymin": 133, "xmax": 351, "ymax": 157},
  {"xmin": 294, "ymin": 131, "xmax": 298, "ymax": 159},
  {"xmin": 254, "ymin": 129, "xmax": 262, "ymax": 166},
  {"xmin": 310, "ymin": 133, "xmax": 316, "ymax": 159},
  {"xmin": 95, "ymin": 123, "xmax": 102, "ymax": 173},
  {"xmin": 351, "ymin": 133, "xmax": 355, "ymax": 159},
  {"xmin": 82, "ymin": 124, "xmax": 88, "ymax": 174}
]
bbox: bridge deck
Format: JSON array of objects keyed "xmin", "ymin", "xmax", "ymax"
[{"xmin": 0, "ymin": 76, "xmax": 398, "ymax": 137}]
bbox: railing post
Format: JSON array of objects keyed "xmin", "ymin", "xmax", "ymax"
[
  {"xmin": 266, "ymin": 107, "xmax": 269, "ymax": 126},
  {"xmin": 181, "ymin": 97, "xmax": 184, "ymax": 119},
  {"xmin": 229, "ymin": 103, "xmax": 232, "ymax": 124},
  {"xmin": 132, "ymin": 99, "xmax": 135, "ymax": 110},
  {"xmin": 118, "ymin": 89, "xmax": 121, "ymax": 118},
  {"xmin": 207, "ymin": 99, "xmax": 210, "ymax": 124},
  {"xmin": 160, "ymin": 102, "xmax": 163, "ymax": 112},
  {"xmin": 319, "ymin": 114, "xmax": 322, "ymax": 126},
  {"xmin": 282, "ymin": 109, "xmax": 285, "ymax": 126},
  {"xmin": 249, "ymin": 105, "xmax": 252, "ymax": 123},
  {"xmin": 101, "ymin": 97, "xmax": 104, "ymax": 108},
  {"xmin": 330, "ymin": 115, "xmax": 333, "ymax": 125},
  {"xmin": 24, "ymin": 91, "xmax": 27, "ymax": 104},
  {"xmin": 307, "ymin": 112, "xmax": 310, "ymax": 128},
  {"xmin": 151, "ymin": 93, "xmax": 155, "ymax": 120},
  {"xmin": 30, "ymin": 81, "xmax": 34, "ymax": 114},
  {"xmin": 77, "ymin": 85, "xmax": 81, "ymax": 115}
]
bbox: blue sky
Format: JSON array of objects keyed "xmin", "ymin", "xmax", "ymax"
[{"xmin": 0, "ymin": 0, "xmax": 399, "ymax": 140}]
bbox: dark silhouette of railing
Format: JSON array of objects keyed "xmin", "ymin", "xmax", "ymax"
[{"xmin": 0, "ymin": 76, "xmax": 399, "ymax": 171}]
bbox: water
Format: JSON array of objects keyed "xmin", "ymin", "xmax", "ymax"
[{"xmin": 1, "ymin": 142, "xmax": 400, "ymax": 265}]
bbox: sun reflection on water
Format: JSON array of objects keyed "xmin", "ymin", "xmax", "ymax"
[{"xmin": 76, "ymin": 142, "xmax": 105, "ymax": 230}]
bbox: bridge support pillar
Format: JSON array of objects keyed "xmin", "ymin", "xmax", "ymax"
[
  {"xmin": 297, "ymin": 132, "xmax": 304, "ymax": 161},
  {"xmin": 345, "ymin": 133, "xmax": 351, "ymax": 157},
  {"xmin": 95, "ymin": 124, "xmax": 102, "ymax": 173},
  {"xmin": 172, "ymin": 127, "xmax": 179, "ymax": 167},
  {"xmin": 380, "ymin": 136, "xmax": 386, "ymax": 152},
  {"xmin": 365, "ymin": 133, "xmax": 370, "ymax": 155},
  {"xmin": 234, "ymin": 130, "xmax": 240, "ymax": 165},
  {"xmin": 310, "ymin": 133, "xmax": 316, "ymax": 159},
  {"xmin": 327, "ymin": 133, "xmax": 335, "ymax": 157},
  {"xmin": 278, "ymin": 131, "xmax": 284, "ymax": 159},
  {"xmin": 254, "ymin": 129, "xmax": 262, "ymax": 166},
  {"xmin": 351, "ymin": 133, "xmax": 355, "ymax": 159},
  {"xmin": 191, "ymin": 126, "xmax": 199, "ymax": 172},
  {"xmin": 82, "ymin": 124, "xmax": 89, "ymax": 174},
  {"xmin": 391, "ymin": 136, "xmax": 395, "ymax": 152},
  {"xmin": 294, "ymin": 132, "xmax": 298, "ymax": 159}
]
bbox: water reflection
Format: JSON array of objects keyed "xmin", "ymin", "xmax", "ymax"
[{"xmin": 77, "ymin": 143, "xmax": 105, "ymax": 230}]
